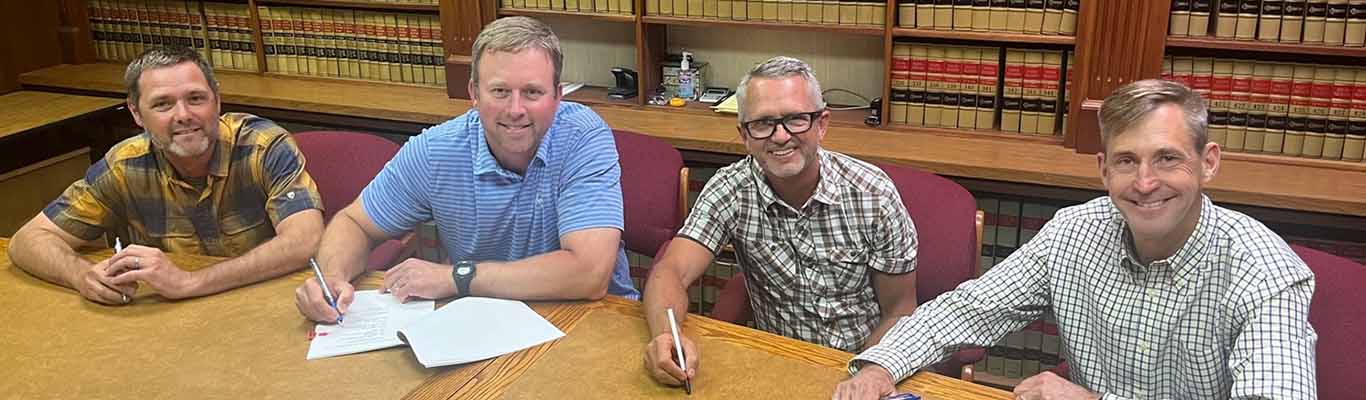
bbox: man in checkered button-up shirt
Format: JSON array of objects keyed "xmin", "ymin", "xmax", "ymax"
[
  {"xmin": 642, "ymin": 56, "xmax": 920, "ymax": 389},
  {"xmin": 834, "ymin": 80, "xmax": 1317, "ymax": 400}
]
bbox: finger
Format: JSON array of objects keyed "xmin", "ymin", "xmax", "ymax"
[
  {"xmin": 653, "ymin": 340, "xmax": 688, "ymax": 383},
  {"xmin": 645, "ymin": 338, "xmax": 684, "ymax": 385},
  {"xmin": 107, "ymin": 268, "xmax": 149, "ymax": 286},
  {"xmin": 681, "ymin": 337, "xmax": 701, "ymax": 377},
  {"xmin": 85, "ymin": 276, "xmax": 126, "ymax": 305},
  {"xmin": 334, "ymin": 281, "xmax": 354, "ymax": 314},
  {"xmin": 302, "ymin": 279, "xmax": 339, "ymax": 322}
]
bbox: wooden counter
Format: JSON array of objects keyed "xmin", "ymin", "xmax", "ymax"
[
  {"xmin": 20, "ymin": 63, "xmax": 1366, "ymax": 218},
  {"xmin": 0, "ymin": 237, "xmax": 1009, "ymax": 399}
]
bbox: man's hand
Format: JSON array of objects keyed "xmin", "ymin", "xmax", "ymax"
[
  {"xmin": 381, "ymin": 258, "xmax": 457, "ymax": 303},
  {"xmin": 832, "ymin": 364, "xmax": 896, "ymax": 400},
  {"xmin": 106, "ymin": 245, "xmax": 199, "ymax": 299},
  {"xmin": 294, "ymin": 275, "xmax": 355, "ymax": 323},
  {"xmin": 644, "ymin": 332, "xmax": 699, "ymax": 386},
  {"xmin": 1013, "ymin": 371, "xmax": 1100, "ymax": 400},
  {"xmin": 72, "ymin": 258, "xmax": 137, "ymax": 305}
]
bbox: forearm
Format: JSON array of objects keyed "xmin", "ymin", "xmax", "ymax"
[
  {"xmin": 186, "ymin": 228, "xmax": 316, "ymax": 297},
  {"xmin": 643, "ymin": 266, "xmax": 694, "ymax": 338},
  {"xmin": 471, "ymin": 248, "xmax": 612, "ymax": 300},
  {"xmin": 8, "ymin": 225, "xmax": 92, "ymax": 289},
  {"xmin": 315, "ymin": 213, "xmax": 377, "ymax": 282},
  {"xmin": 863, "ymin": 311, "xmax": 911, "ymax": 351}
]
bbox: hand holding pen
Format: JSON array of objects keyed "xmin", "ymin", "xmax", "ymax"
[{"xmin": 298, "ymin": 257, "xmax": 351, "ymax": 324}]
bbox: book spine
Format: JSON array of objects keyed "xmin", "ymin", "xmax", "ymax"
[
  {"xmin": 955, "ymin": 0, "xmax": 976, "ymax": 30},
  {"xmin": 1007, "ymin": 0, "xmax": 1026, "ymax": 32},
  {"xmin": 1001, "ymin": 49, "xmax": 1025, "ymax": 133},
  {"xmin": 934, "ymin": 0, "xmax": 954, "ymax": 29},
  {"xmin": 1260, "ymin": 0, "xmax": 1286, "ymax": 40},
  {"xmin": 1245, "ymin": 61, "xmax": 1275, "ymax": 152},
  {"xmin": 1350, "ymin": 0, "xmax": 1366, "ymax": 46},
  {"xmin": 959, "ymin": 47, "xmax": 982, "ymax": 129},
  {"xmin": 1173, "ymin": 0, "xmax": 1194, "ymax": 36},
  {"xmin": 975, "ymin": 0, "xmax": 994, "ymax": 31},
  {"xmin": 1266, "ymin": 62, "xmax": 1294, "ymax": 153},
  {"xmin": 1327, "ymin": 0, "xmax": 1350, "ymax": 44},
  {"xmin": 1347, "ymin": 67, "xmax": 1366, "ymax": 161},
  {"xmin": 1306, "ymin": 65, "xmax": 1335, "ymax": 157},
  {"xmin": 989, "ymin": 0, "xmax": 1009, "ymax": 31},
  {"xmin": 1210, "ymin": 60, "xmax": 1235, "ymax": 147},
  {"xmin": 942, "ymin": 46, "xmax": 964, "ymax": 128},
  {"xmin": 1328, "ymin": 66, "xmax": 1355, "ymax": 158},
  {"xmin": 978, "ymin": 47, "xmax": 1000, "ymax": 130},
  {"xmin": 892, "ymin": 43, "xmax": 912, "ymax": 124},
  {"xmin": 899, "ymin": 0, "xmax": 916, "ymax": 26},
  {"xmin": 1026, "ymin": 0, "xmax": 1045, "ymax": 32},
  {"xmin": 1192, "ymin": 0, "xmax": 1214, "ymax": 35},
  {"xmin": 1021, "ymin": 50, "xmax": 1044, "ymax": 134},
  {"xmin": 925, "ymin": 45, "xmax": 947, "ymax": 127},
  {"xmin": 1039, "ymin": 50, "xmax": 1062, "ymax": 135},
  {"xmin": 1059, "ymin": 0, "xmax": 1078, "ymax": 35},
  {"xmin": 910, "ymin": 44, "xmax": 930, "ymax": 126},
  {"xmin": 1281, "ymin": 0, "xmax": 1307, "ymax": 41},
  {"xmin": 918, "ymin": 0, "xmax": 938, "ymax": 28},
  {"xmin": 1305, "ymin": 0, "xmax": 1329, "ymax": 42},
  {"xmin": 977, "ymin": 198, "xmax": 999, "ymax": 275},
  {"xmin": 1228, "ymin": 60, "xmax": 1255, "ymax": 151}
]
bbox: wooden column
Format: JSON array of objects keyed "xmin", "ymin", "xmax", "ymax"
[
  {"xmin": 1066, "ymin": 0, "xmax": 1171, "ymax": 154},
  {"xmin": 444, "ymin": 0, "xmax": 495, "ymax": 99}
]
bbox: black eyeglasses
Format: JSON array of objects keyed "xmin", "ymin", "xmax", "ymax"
[{"xmin": 740, "ymin": 109, "xmax": 826, "ymax": 140}]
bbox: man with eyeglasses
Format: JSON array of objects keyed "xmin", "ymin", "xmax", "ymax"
[
  {"xmin": 641, "ymin": 56, "xmax": 921, "ymax": 389},
  {"xmin": 834, "ymin": 80, "xmax": 1316, "ymax": 400}
]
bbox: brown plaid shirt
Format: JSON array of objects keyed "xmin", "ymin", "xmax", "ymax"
[{"xmin": 678, "ymin": 149, "xmax": 918, "ymax": 352}]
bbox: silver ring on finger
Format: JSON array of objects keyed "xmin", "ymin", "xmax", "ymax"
[
  {"xmin": 121, "ymin": 293, "xmax": 130, "ymax": 303},
  {"xmin": 132, "ymin": 256, "xmax": 140, "ymax": 269}
]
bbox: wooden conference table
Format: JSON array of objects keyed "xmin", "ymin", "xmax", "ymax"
[{"xmin": 0, "ymin": 237, "xmax": 1009, "ymax": 399}]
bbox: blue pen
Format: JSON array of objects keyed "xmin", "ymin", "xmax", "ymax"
[{"xmin": 309, "ymin": 258, "xmax": 343, "ymax": 324}]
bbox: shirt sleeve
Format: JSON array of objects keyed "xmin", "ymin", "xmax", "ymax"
[
  {"xmin": 361, "ymin": 132, "xmax": 434, "ymax": 237},
  {"xmin": 42, "ymin": 159, "xmax": 123, "ymax": 240},
  {"xmin": 868, "ymin": 184, "xmax": 917, "ymax": 275},
  {"xmin": 673, "ymin": 164, "xmax": 741, "ymax": 254},
  {"xmin": 260, "ymin": 130, "xmax": 323, "ymax": 226},
  {"xmin": 849, "ymin": 216, "xmax": 1055, "ymax": 381},
  {"xmin": 555, "ymin": 114, "xmax": 624, "ymax": 236},
  {"xmin": 1228, "ymin": 270, "xmax": 1318, "ymax": 399}
]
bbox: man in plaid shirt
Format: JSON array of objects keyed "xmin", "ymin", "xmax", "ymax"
[
  {"xmin": 642, "ymin": 56, "xmax": 921, "ymax": 388},
  {"xmin": 834, "ymin": 80, "xmax": 1317, "ymax": 399},
  {"xmin": 8, "ymin": 46, "xmax": 324, "ymax": 305}
]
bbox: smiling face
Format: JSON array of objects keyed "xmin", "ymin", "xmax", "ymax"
[
  {"xmin": 129, "ymin": 61, "xmax": 220, "ymax": 165},
  {"xmin": 738, "ymin": 75, "xmax": 829, "ymax": 183},
  {"xmin": 467, "ymin": 48, "xmax": 561, "ymax": 174},
  {"xmin": 1099, "ymin": 103, "xmax": 1220, "ymax": 252}
]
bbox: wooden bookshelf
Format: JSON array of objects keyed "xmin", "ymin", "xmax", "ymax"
[
  {"xmin": 498, "ymin": 7, "xmax": 637, "ymax": 23},
  {"xmin": 891, "ymin": 28, "xmax": 1077, "ymax": 46},
  {"xmin": 641, "ymin": 15, "xmax": 885, "ymax": 36},
  {"xmin": 21, "ymin": 62, "xmax": 1366, "ymax": 219},
  {"xmin": 1164, "ymin": 36, "xmax": 1366, "ymax": 58},
  {"xmin": 256, "ymin": 0, "xmax": 440, "ymax": 13}
]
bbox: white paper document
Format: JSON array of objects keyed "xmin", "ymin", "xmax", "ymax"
[
  {"xmin": 306, "ymin": 293, "xmax": 564, "ymax": 368},
  {"xmin": 306, "ymin": 290, "xmax": 434, "ymax": 360},
  {"xmin": 398, "ymin": 297, "xmax": 565, "ymax": 368}
]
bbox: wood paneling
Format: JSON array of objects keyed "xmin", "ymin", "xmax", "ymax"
[
  {"xmin": 1067, "ymin": 0, "xmax": 1171, "ymax": 154},
  {"xmin": 0, "ymin": 0, "xmax": 64, "ymax": 95}
]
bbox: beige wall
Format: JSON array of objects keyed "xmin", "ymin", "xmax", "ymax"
[{"xmin": 540, "ymin": 16, "xmax": 638, "ymax": 88}]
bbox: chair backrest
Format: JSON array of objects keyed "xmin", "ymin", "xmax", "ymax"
[
  {"xmin": 875, "ymin": 162, "xmax": 978, "ymax": 305},
  {"xmin": 613, "ymin": 129, "xmax": 685, "ymax": 257},
  {"xmin": 293, "ymin": 131, "xmax": 401, "ymax": 222},
  {"xmin": 1292, "ymin": 245, "xmax": 1366, "ymax": 399}
]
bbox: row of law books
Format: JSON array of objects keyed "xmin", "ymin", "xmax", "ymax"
[
  {"xmin": 977, "ymin": 318, "xmax": 1064, "ymax": 381},
  {"xmin": 645, "ymin": 0, "xmax": 886, "ymax": 26},
  {"xmin": 502, "ymin": 0, "xmax": 635, "ymax": 14},
  {"xmin": 1163, "ymin": 55, "xmax": 1366, "ymax": 161},
  {"xmin": 258, "ymin": 6, "xmax": 446, "ymax": 87},
  {"xmin": 1170, "ymin": 0, "xmax": 1366, "ymax": 46},
  {"xmin": 978, "ymin": 197, "xmax": 1058, "ymax": 275},
  {"xmin": 890, "ymin": 43, "xmax": 1073, "ymax": 136},
  {"xmin": 87, "ymin": 0, "xmax": 237, "ymax": 69},
  {"xmin": 896, "ymin": 0, "xmax": 1079, "ymax": 36}
]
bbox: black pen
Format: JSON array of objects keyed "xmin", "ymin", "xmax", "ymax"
[{"xmin": 667, "ymin": 308, "xmax": 692, "ymax": 395}]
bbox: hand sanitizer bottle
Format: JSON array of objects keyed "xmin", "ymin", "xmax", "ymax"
[{"xmin": 677, "ymin": 51, "xmax": 696, "ymax": 100}]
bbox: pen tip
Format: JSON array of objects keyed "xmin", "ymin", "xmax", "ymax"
[{"xmin": 685, "ymin": 380, "xmax": 692, "ymax": 395}]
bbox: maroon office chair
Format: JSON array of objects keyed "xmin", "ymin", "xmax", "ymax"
[
  {"xmin": 1293, "ymin": 245, "xmax": 1366, "ymax": 399},
  {"xmin": 612, "ymin": 129, "xmax": 689, "ymax": 283},
  {"xmin": 707, "ymin": 161, "xmax": 982, "ymax": 374},
  {"xmin": 294, "ymin": 131, "xmax": 407, "ymax": 271}
]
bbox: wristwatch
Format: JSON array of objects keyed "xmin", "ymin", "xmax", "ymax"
[{"xmin": 451, "ymin": 260, "xmax": 476, "ymax": 298}]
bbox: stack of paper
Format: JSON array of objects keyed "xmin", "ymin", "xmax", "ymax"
[{"xmin": 306, "ymin": 291, "xmax": 565, "ymax": 368}]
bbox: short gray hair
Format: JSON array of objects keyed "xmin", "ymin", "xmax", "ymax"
[
  {"xmin": 124, "ymin": 46, "xmax": 218, "ymax": 105},
  {"xmin": 735, "ymin": 56, "xmax": 826, "ymax": 122},
  {"xmin": 1098, "ymin": 79, "xmax": 1208, "ymax": 153},
  {"xmin": 471, "ymin": 16, "xmax": 563, "ymax": 90}
]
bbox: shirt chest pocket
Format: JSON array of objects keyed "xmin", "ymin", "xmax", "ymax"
[
  {"xmin": 814, "ymin": 248, "xmax": 872, "ymax": 297},
  {"xmin": 218, "ymin": 210, "xmax": 271, "ymax": 254}
]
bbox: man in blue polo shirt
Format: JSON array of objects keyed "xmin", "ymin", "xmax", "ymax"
[{"xmin": 294, "ymin": 16, "xmax": 635, "ymax": 323}]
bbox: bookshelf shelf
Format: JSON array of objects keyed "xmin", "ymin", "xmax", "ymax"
[
  {"xmin": 562, "ymin": 85, "xmax": 641, "ymax": 107},
  {"xmin": 891, "ymin": 28, "xmax": 1077, "ymax": 46},
  {"xmin": 888, "ymin": 124, "xmax": 1066, "ymax": 145},
  {"xmin": 1165, "ymin": 36, "xmax": 1366, "ymax": 58},
  {"xmin": 256, "ymin": 0, "xmax": 439, "ymax": 13},
  {"xmin": 498, "ymin": 8, "xmax": 637, "ymax": 23},
  {"xmin": 641, "ymin": 15, "xmax": 884, "ymax": 36}
]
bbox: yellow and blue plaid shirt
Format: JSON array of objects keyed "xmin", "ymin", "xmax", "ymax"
[{"xmin": 44, "ymin": 112, "xmax": 323, "ymax": 257}]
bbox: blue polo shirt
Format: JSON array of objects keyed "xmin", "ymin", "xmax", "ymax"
[{"xmin": 360, "ymin": 101, "xmax": 637, "ymax": 299}]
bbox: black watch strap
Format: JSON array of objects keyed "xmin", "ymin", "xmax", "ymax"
[{"xmin": 452, "ymin": 261, "xmax": 476, "ymax": 298}]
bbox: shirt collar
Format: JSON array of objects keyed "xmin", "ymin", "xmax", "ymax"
[
  {"xmin": 1117, "ymin": 194, "xmax": 1213, "ymax": 282},
  {"xmin": 749, "ymin": 148, "xmax": 842, "ymax": 212},
  {"xmin": 471, "ymin": 109, "xmax": 552, "ymax": 179}
]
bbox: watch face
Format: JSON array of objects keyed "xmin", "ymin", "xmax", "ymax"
[{"xmin": 457, "ymin": 266, "xmax": 472, "ymax": 275}]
